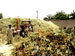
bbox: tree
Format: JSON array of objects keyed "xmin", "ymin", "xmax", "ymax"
[
  {"xmin": 70, "ymin": 10, "xmax": 75, "ymax": 19},
  {"xmin": 54, "ymin": 11, "xmax": 69, "ymax": 20},
  {"xmin": 0, "ymin": 13, "xmax": 3, "ymax": 19},
  {"xmin": 43, "ymin": 14, "xmax": 53, "ymax": 21},
  {"xmin": 47, "ymin": 14, "xmax": 53, "ymax": 20},
  {"xmin": 43, "ymin": 17, "xmax": 48, "ymax": 21}
]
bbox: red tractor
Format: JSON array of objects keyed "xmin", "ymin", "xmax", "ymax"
[
  {"xmin": 21, "ymin": 20, "xmax": 34, "ymax": 32},
  {"xmin": 13, "ymin": 18, "xmax": 34, "ymax": 37}
]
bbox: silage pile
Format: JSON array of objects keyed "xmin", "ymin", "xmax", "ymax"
[
  {"xmin": 0, "ymin": 18, "xmax": 59, "ymax": 56},
  {"xmin": 0, "ymin": 18, "xmax": 59, "ymax": 43},
  {"xmin": 9, "ymin": 18, "xmax": 59, "ymax": 32},
  {"xmin": 0, "ymin": 18, "xmax": 75, "ymax": 56},
  {"xmin": 12, "ymin": 29, "xmax": 75, "ymax": 56}
]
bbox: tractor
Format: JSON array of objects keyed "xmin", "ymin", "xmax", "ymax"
[
  {"xmin": 13, "ymin": 18, "xmax": 34, "ymax": 37},
  {"xmin": 21, "ymin": 20, "xmax": 33, "ymax": 32}
]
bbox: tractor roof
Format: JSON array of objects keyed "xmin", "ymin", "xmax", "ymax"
[{"xmin": 22, "ymin": 20, "xmax": 31, "ymax": 22}]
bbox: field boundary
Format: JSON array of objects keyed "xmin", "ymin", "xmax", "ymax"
[{"xmin": 50, "ymin": 20, "xmax": 75, "ymax": 28}]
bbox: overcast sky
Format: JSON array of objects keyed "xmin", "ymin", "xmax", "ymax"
[{"xmin": 0, "ymin": 0, "xmax": 75, "ymax": 19}]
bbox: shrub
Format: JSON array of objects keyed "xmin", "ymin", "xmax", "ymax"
[
  {"xmin": 43, "ymin": 14, "xmax": 53, "ymax": 21},
  {"xmin": 70, "ymin": 10, "xmax": 75, "ymax": 19},
  {"xmin": 54, "ymin": 11, "xmax": 69, "ymax": 20},
  {"xmin": 0, "ymin": 13, "xmax": 3, "ymax": 19},
  {"xmin": 43, "ymin": 17, "xmax": 49, "ymax": 21}
]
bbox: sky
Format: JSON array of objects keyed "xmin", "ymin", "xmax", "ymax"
[{"xmin": 0, "ymin": 0, "xmax": 75, "ymax": 19}]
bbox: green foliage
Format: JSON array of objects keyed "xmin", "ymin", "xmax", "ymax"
[
  {"xmin": 70, "ymin": 10, "xmax": 75, "ymax": 19},
  {"xmin": 43, "ymin": 14, "xmax": 53, "ymax": 21},
  {"xmin": 47, "ymin": 14, "xmax": 53, "ymax": 20},
  {"xmin": 43, "ymin": 17, "xmax": 49, "ymax": 21},
  {"xmin": 54, "ymin": 11, "xmax": 69, "ymax": 20},
  {"xmin": 0, "ymin": 13, "xmax": 3, "ymax": 19}
]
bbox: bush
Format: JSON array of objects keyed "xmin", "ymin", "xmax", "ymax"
[
  {"xmin": 43, "ymin": 17, "xmax": 49, "ymax": 21},
  {"xmin": 70, "ymin": 10, "xmax": 75, "ymax": 19},
  {"xmin": 0, "ymin": 13, "xmax": 3, "ymax": 19},
  {"xmin": 54, "ymin": 11, "xmax": 69, "ymax": 20},
  {"xmin": 43, "ymin": 14, "xmax": 53, "ymax": 21}
]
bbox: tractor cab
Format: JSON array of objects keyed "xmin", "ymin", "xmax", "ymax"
[
  {"xmin": 13, "ymin": 20, "xmax": 33, "ymax": 37},
  {"xmin": 21, "ymin": 20, "xmax": 33, "ymax": 32}
]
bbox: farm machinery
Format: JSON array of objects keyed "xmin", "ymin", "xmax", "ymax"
[{"xmin": 13, "ymin": 18, "xmax": 34, "ymax": 37}]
